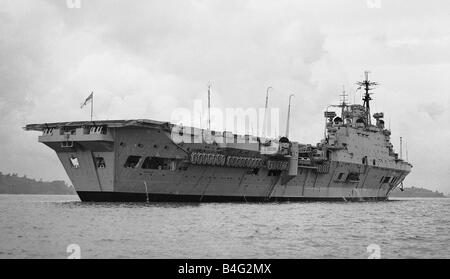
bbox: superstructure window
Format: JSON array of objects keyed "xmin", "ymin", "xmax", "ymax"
[
  {"xmin": 69, "ymin": 156, "xmax": 80, "ymax": 168},
  {"xmin": 142, "ymin": 157, "xmax": 164, "ymax": 169},
  {"xmin": 61, "ymin": 141, "xmax": 74, "ymax": 148},
  {"xmin": 142, "ymin": 156, "xmax": 176, "ymax": 171},
  {"xmin": 346, "ymin": 172, "xmax": 360, "ymax": 182},
  {"xmin": 268, "ymin": 170, "xmax": 281, "ymax": 176},
  {"xmin": 124, "ymin": 156, "xmax": 142, "ymax": 168},
  {"xmin": 337, "ymin": 173, "xmax": 344, "ymax": 180}
]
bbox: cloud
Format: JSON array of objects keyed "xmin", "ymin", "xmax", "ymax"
[
  {"xmin": 418, "ymin": 102, "xmax": 446, "ymax": 121},
  {"xmin": 0, "ymin": 0, "xmax": 327, "ymax": 181}
]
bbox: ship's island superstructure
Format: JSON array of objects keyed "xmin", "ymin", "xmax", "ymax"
[{"xmin": 25, "ymin": 73, "xmax": 412, "ymax": 202}]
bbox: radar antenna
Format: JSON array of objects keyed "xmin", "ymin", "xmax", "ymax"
[
  {"xmin": 356, "ymin": 71, "xmax": 378, "ymax": 125},
  {"xmin": 339, "ymin": 85, "xmax": 348, "ymax": 118}
]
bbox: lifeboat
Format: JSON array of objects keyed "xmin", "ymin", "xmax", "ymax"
[
  {"xmin": 226, "ymin": 156, "xmax": 232, "ymax": 166},
  {"xmin": 229, "ymin": 156, "xmax": 236, "ymax": 167},
  {"xmin": 201, "ymin": 153, "xmax": 208, "ymax": 165},
  {"xmin": 237, "ymin": 157, "xmax": 244, "ymax": 168},
  {"xmin": 220, "ymin": 155, "xmax": 225, "ymax": 166},
  {"xmin": 190, "ymin": 153, "xmax": 197, "ymax": 164},
  {"xmin": 213, "ymin": 155, "xmax": 219, "ymax": 166},
  {"xmin": 207, "ymin": 154, "xmax": 214, "ymax": 165}
]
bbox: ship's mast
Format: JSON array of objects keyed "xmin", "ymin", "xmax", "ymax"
[
  {"xmin": 207, "ymin": 83, "xmax": 211, "ymax": 130},
  {"xmin": 356, "ymin": 71, "xmax": 378, "ymax": 125},
  {"xmin": 406, "ymin": 140, "xmax": 409, "ymax": 162},
  {"xmin": 400, "ymin": 136, "xmax": 403, "ymax": 160},
  {"xmin": 285, "ymin": 94, "xmax": 295, "ymax": 138},
  {"xmin": 339, "ymin": 85, "xmax": 348, "ymax": 119},
  {"xmin": 262, "ymin": 86, "xmax": 273, "ymax": 137}
]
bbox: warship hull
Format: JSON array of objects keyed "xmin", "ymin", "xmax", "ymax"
[
  {"xmin": 76, "ymin": 191, "xmax": 389, "ymax": 202},
  {"xmin": 73, "ymin": 158, "xmax": 401, "ymax": 202},
  {"xmin": 25, "ymin": 119, "xmax": 411, "ymax": 202}
]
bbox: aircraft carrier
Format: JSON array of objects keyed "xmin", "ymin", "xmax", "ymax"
[{"xmin": 24, "ymin": 72, "xmax": 412, "ymax": 202}]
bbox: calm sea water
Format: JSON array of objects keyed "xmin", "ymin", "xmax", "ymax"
[{"xmin": 0, "ymin": 194, "xmax": 449, "ymax": 259}]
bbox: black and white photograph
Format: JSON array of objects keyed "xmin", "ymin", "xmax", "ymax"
[{"xmin": 0, "ymin": 0, "xmax": 449, "ymax": 263}]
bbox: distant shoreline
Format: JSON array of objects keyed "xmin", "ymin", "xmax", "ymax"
[
  {"xmin": 389, "ymin": 187, "xmax": 447, "ymax": 198},
  {"xmin": 389, "ymin": 196, "xmax": 448, "ymax": 199},
  {"xmin": 0, "ymin": 172, "xmax": 76, "ymax": 195},
  {"xmin": 0, "ymin": 193, "xmax": 78, "ymax": 196}
]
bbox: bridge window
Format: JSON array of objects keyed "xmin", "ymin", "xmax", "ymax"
[
  {"xmin": 382, "ymin": 176, "xmax": 391, "ymax": 184},
  {"xmin": 96, "ymin": 157, "xmax": 106, "ymax": 168},
  {"xmin": 69, "ymin": 156, "xmax": 80, "ymax": 168},
  {"xmin": 124, "ymin": 156, "xmax": 141, "ymax": 168},
  {"xmin": 337, "ymin": 173, "xmax": 344, "ymax": 180}
]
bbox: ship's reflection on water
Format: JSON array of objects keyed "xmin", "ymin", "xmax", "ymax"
[
  {"xmin": 58, "ymin": 201, "xmax": 203, "ymax": 209},
  {"xmin": 55, "ymin": 197, "xmax": 406, "ymax": 210}
]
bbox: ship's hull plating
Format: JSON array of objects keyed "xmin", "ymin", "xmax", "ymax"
[{"xmin": 67, "ymin": 159, "xmax": 403, "ymax": 202}]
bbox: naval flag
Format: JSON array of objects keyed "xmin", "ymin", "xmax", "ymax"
[{"xmin": 80, "ymin": 92, "xmax": 93, "ymax": 109}]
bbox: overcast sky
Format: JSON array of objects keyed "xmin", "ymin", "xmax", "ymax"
[{"xmin": 0, "ymin": 0, "xmax": 449, "ymax": 193}]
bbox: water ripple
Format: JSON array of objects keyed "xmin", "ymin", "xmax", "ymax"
[{"xmin": 0, "ymin": 195, "xmax": 449, "ymax": 258}]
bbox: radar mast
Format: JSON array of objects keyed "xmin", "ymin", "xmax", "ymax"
[
  {"xmin": 339, "ymin": 85, "xmax": 348, "ymax": 119},
  {"xmin": 356, "ymin": 71, "xmax": 378, "ymax": 125}
]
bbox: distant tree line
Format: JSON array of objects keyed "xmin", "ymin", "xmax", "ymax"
[
  {"xmin": 390, "ymin": 186, "xmax": 447, "ymax": 198},
  {"xmin": 0, "ymin": 171, "xmax": 76, "ymax": 195}
]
